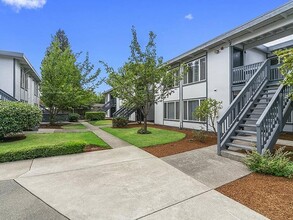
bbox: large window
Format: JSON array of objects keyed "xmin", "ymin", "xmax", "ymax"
[
  {"xmin": 34, "ymin": 81, "xmax": 38, "ymax": 96},
  {"xmin": 184, "ymin": 57, "xmax": 206, "ymax": 85},
  {"xmin": 183, "ymin": 99, "xmax": 205, "ymax": 122},
  {"xmin": 164, "ymin": 101, "xmax": 180, "ymax": 120}
]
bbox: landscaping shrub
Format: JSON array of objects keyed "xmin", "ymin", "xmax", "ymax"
[
  {"xmin": 68, "ymin": 113, "xmax": 80, "ymax": 122},
  {"xmin": 112, "ymin": 117, "xmax": 128, "ymax": 128},
  {"xmin": 85, "ymin": 111, "xmax": 105, "ymax": 121},
  {"xmin": 0, "ymin": 101, "xmax": 42, "ymax": 139},
  {"xmin": 193, "ymin": 129, "xmax": 207, "ymax": 143},
  {"xmin": 245, "ymin": 147, "xmax": 293, "ymax": 178},
  {"xmin": 0, "ymin": 141, "xmax": 87, "ymax": 163}
]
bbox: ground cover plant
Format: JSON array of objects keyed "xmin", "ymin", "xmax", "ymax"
[
  {"xmin": 245, "ymin": 147, "xmax": 293, "ymax": 178},
  {"xmin": 0, "ymin": 132, "xmax": 109, "ymax": 162},
  {"xmin": 85, "ymin": 112, "xmax": 105, "ymax": 121},
  {"xmin": 102, "ymin": 126, "xmax": 185, "ymax": 147}
]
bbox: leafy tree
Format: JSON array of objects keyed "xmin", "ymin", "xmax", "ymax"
[
  {"xmin": 55, "ymin": 29, "xmax": 70, "ymax": 52},
  {"xmin": 101, "ymin": 26, "xmax": 183, "ymax": 133},
  {"xmin": 193, "ymin": 98, "xmax": 222, "ymax": 135},
  {"xmin": 41, "ymin": 33, "xmax": 82, "ymax": 124},
  {"xmin": 274, "ymin": 48, "xmax": 293, "ymax": 99}
]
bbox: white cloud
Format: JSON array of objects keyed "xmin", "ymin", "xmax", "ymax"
[
  {"xmin": 1, "ymin": 0, "xmax": 46, "ymax": 11},
  {"xmin": 184, "ymin": 13, "xmax": 193, "ymax": 20}
]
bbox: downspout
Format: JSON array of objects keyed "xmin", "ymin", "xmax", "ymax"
[
  {"xmin": 179, "ymin": 64, "xmax": 184, "ymax": 129},
  {"xmin": 13, "ymin": 58, "xmax": 16, "ymax": 98}
]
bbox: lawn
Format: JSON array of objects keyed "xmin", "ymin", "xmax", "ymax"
[
  {"xmin": 90, "ymin": 120, "xmax": 112, "ymax": 126},
  {"xmin": 0, "ymin": 132, "xmax": 109, "ymax": 162},
  {"xmin": 102, "ymin": 127, "xmax": 186, "ymax": 147},
  {"xmin": 61, "ymin": 123, "xmax": 86, "ymax": 130}
]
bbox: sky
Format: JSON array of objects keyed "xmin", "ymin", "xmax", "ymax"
[{"xmin": 0, "ymin": 0, "xmax": 291, "ymax": 92}]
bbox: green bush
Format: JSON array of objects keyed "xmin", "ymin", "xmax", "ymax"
[
  {"xmin": 0, "ymin": 101, "xmax": 42, "ymax": 139},
  {"xmin": 112, "ymin": 117, "xmax": 128, "ymax": 128},
  {"xmin": 85, "ymin": 112, "xmax": 105, "ymax": 121},
  {"xmin": 137, "ymin": 128, "xmax": 152, "ymax": 134},
  {"xmin": 245, "ymin": 147, "xmax": 293, "ymax": 178},
  {"xmin": 68, "ymin": 113, "xmax": 80, "ymax": 122},
  {"xmin": 0, "ymin": 141, "xmax": 86, "ymax": 163}
]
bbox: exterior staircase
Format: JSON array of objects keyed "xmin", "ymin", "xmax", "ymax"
[
  {"xmin": 102, "ymin": 99, "xmax": 116, "ymax": 112},
  {"xmin": 113, "ymin": 106, "xmax": 136, "ymax": 118},
  {"xmin": 218, "ymin": 59, "xmax": 293, "ymax": 156},
  {"xmin": 0, "ymin": 89, "xmax": 17, "ymax": 101}
]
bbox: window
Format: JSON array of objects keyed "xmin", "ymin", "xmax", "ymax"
[
  {"xmin": 174, "ymin": 69, "xmax": 180, "ymax": 87},
  {"xmin": 184, "ymin": 57, "xmax": 206, "ymax": 85},
  {"xmin": 34, "ymin": 81, "xmax": 38, "ymax": 96},
  {"xmin": 164, "ymin": 101, "xmax": 180, "ymax": 120},
  {"xmin": 21, "ymin": 68, "xmax": 28, "ymax": 90},
  {"xmin": 183, "ymin": 99, "xmax": 205, "ymax": 122}
]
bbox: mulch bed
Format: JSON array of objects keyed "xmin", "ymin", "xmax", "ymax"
[
  {"xmin": 39, "ymin": 124, "xmax": 66, "ymax": 129},
  {"xmin": 217, "ymin": 173, "xmax": 293, "ymax": 220},
  {"xmin": 84, "ymin": 145, "xmax": 109, "ymax": 152},
  {"xmin": 279, "ymin": 132, "xmax": 293, "ymax": 141},
  {"xmin": 126, "ymin": 124, "xmax": 217, "ymax": 158}
]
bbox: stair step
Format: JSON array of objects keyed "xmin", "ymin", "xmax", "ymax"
[
  {"xmin": 235, "ymin": 130, "xmax": 257, "ymax": 135},
  {"xmin": 226, "ymin": 143, "xmax": 255, "ymax": 151},
  {"xmin": 247, "ymin": 112, "xmax": 262, "ymax": 116},
  {"xmin": 239, "ymin": 124, "xmax": 256, "ymax": 128},
  {"xmin": 231, "ymin": 136, "xmax": 257, "ymax": 142},
  {"xmin": 243, "ymin": 118, "xmax": 259, "ymax": 121}
]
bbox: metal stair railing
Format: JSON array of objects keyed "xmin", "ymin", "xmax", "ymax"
[
  {"xmin": 232, "ymin": 62, "xmax": 263, "ymax": 85},
  {"xmin": 217, "ymin": 59, "xmax": 269, "ymax": 155},
  {"xmin": 0, "ymin": 89, "xmax": 17, "ymax": 101},
  {"xmin": 256, "ymin": 84, "xmax": 292, "ymax": 154},
  {"xmin": 113, "ymin": 106, "xmax": 136, "ymax": 118},
  {"xmin": 102, "ymin": 99, "xmax": 116, "ymax": 111}
]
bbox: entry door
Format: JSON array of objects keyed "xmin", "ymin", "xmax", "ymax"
[{"xmin": 233, "ymin": 48, "xmax": 244, "ymax": 68}]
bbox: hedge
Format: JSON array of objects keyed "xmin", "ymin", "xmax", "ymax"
[
  {"xmin": 85, "ymin": 111, "xmax": 105, "ymax": 121},
  {"xmin": 0, "ymin": 101, "xmax": 42, "ymax": 139},
  {"xmin": 0, "ymin": 141, "xmax": 87, "ymax": 163},
  {"xmin": 68, "ymin": 113, "xmax": 80, "ymax": 122},
  {"xmin": 112, "ymin": 117, "xmax": 128, "ymax": 128}
]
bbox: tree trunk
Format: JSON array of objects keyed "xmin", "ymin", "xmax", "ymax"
[{"xmin": 143, "ymin": 115, "xmax": 148, "ymax": 132}]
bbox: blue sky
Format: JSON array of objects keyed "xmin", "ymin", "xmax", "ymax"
[{"xmin": 0, "ymin": 0, "xmax": 290, "ymax": 92}]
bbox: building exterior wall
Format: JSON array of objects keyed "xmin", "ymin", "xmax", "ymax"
[
  {"xmin": 0, "ymin": 56, "xmax": 40, "ymax": 106},
  {"xmin": 244, "ymin": 48, "xmax": 267, "ymax": 65}
]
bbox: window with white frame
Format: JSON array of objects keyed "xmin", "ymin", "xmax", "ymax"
[
  {"xmin": 34, "ymin": 80, "xmax": 38, "ymax": 96},
  {"xmin": 183, "ymin": 99, "xmax": 205, "ymax": 122},
  {"xmin": 164, "ymin": 101, "xmax": 180, "ymax": 120},
  {"xmin": 21, "ymin": 69, "xmax": 28, "ymax": 90},
  {"xmin": 174, "ymin": 69, "xmax": 180, "ymax": 87},
  {"xmin": 184, "ymin": 57, "xmax": 206, "ymax": 85}
]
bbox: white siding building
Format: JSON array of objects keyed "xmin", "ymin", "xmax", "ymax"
[{"xmin": 0, "ymin": 50, "xmax": 40, "ymax": 105}]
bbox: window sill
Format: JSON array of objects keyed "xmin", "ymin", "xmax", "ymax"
[
  {"xmin": 183, "ymin": 120, "xmax": 206, "ymax": 124},
  {"xmin": 163, "ymin": 119, "xmax": 180, "ymax": 122}
]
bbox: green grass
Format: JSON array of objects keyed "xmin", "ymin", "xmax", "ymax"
[
  {"xmin": 90, "ymin": 120, "xmax": 112, "ymax": 126},
  {"xmin": 61, "ymin": 123, "xmax": 86, "ymax": 130},
  {"xmin": 0, "ymin": 132, "xmax": 110, "ymax": 162},
  {"xmin": 102, "ymin": 127, "xmax": 186, "ymax": 148}
]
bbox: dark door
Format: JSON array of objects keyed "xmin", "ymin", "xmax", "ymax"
[{"xmin": 233, "ymin": 48, "xmax": 244, "ymax": 68}]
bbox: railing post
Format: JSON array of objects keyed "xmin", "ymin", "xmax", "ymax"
[
  {"xmin": 256, "ymin": 126, "xmax": 262, "ymax": 154},
  {"xmin": 278, "ymin": 92, "xmax": 283, "ymax": 132},
  {"xmin": 217, "ymin": 123, "xmax": 222, "ymax": 155}
]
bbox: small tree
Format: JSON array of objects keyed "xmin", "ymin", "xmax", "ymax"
[
  {"xmin": 194, "ymin": 98, "xmax": 222, "ymax": 135},
  {"xmin": 274, "ymin": 48, "xmax": 293, "ymax": 99},
  {"xmin": 101, "ymin": 26, "xmax": 182, "ymax": 133}
]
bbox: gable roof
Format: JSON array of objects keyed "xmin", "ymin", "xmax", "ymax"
[{"xmin": 0, "ymin": 50, "xmax": 41, "ymax": 82}]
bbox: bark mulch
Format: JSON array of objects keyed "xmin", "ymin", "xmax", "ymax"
[
  {"xmin": 217, "ymin": 173, "xmax": 293, "ymax": 220},
  {"xmin": 279, "ymin": 132, "xmax": 293, "ymax": 141},
  {"xmin": 127, "ymin": 124, "xmax": 217, "ymax": 158}
]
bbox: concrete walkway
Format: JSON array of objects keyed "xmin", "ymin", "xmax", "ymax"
[
  {"xmin": 0, "ymin": 123, "xmax": 268, "ymax": 219},
  {"xmin": 162, "ymin": 145, "xmax": 251, "ymax": 189},
  {"xmin": 81, "ymin": 121, "xmax": 132, "ymax": 148}
]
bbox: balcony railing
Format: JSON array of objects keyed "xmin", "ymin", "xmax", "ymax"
[
  {"xmin": 0, "ymin": 89, "xmax": 17, "ymax": 101},
  {"xmin": 232, "ymin": 62, "xmax": 263, "ymax": 85}
]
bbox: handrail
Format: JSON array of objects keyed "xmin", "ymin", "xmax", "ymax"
[
  {"xmin": 0, "ymin": 89, "xmax": 17, "ymax": 101},
  {"xmin": 232, "ymin": 62, "xmax": 263, "ymax": 84},
  {"xmin": 217, "ymin": 59, "xmax": 269, "ymax": 152},
  {"xmin": 256, "ymin": 83, "xmax": 292, "ymax": 153}
]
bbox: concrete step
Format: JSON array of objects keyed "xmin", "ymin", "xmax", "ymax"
[{"xmin": 221, "ymin": 150, "xmax": 246, "ymax": 162}]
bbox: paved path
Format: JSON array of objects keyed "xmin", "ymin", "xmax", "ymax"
[
  {"xmin": 162, "ymin": 145, "xmax": 251, "ymax": 188},
  {"xmin": 1, "ymin": 147, "xmax": 267, "ymax": 219},
  {"xmin": 81, "ymin": 121, "xmax": 132, "ymax": 148}
]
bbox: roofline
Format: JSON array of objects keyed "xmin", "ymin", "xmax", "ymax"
[
  {"xmin": 102, "ymin": 88, "xmax": 113, "ymax": 94},
  {"xmin": 167, "ymin": 1, "xmax": 293, "ymax": 64},
  {"xmin": 0, "ymin": 50, "xmax": 41, "ymax": 82}
]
